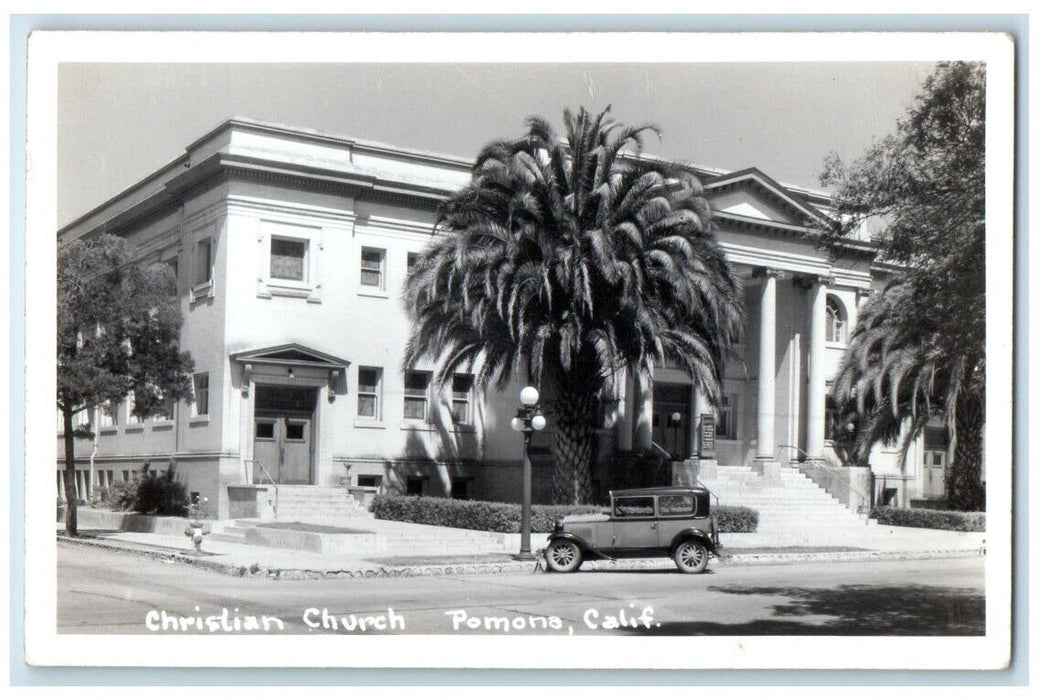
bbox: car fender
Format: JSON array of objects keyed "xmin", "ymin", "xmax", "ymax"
[
  {"xmin": 547, "ymin": 532, "xmax": 611, "ymax": 560},
  {"xmin": 668, "ymin": 528, "xmax": 717, "ymax": 554}
]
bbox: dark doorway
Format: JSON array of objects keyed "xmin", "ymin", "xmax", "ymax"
[
  {"xmin": 253, "ymin": 385, "xmax": 317, "ymax": 485},
  {"xmin": 652, "ymin": 383, "xmax": 692, "ymax": 459}
]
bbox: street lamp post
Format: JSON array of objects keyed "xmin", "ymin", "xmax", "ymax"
[{"xmin": 510, "ymin": 386, "xmax": 546, "ymax": 560}]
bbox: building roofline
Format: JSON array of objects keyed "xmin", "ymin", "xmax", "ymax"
[{"xmin": 60, "ymin": 116, "xmax": 838, "ymax": 239}]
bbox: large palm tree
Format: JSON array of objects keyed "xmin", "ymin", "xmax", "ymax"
[
  {"xmin": 832, "ymin": 277, "xmax": 985, "ymax": 511},
  {"xmin": 403, "ymin": 107, "xmax": 743, "ymax": 504}
]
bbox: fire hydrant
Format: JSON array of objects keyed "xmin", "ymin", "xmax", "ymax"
[{"xmin": 184, "ymin": 497, "xmax": 211, "ymax": 553}]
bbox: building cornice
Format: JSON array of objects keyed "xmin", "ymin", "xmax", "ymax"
[{"xmin": 60, "ymin": 117, "xmax": 850, "ymax": 248}]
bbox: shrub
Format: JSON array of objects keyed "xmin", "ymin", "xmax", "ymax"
[
  {"xmin": 372, "ymin": 495, "xmax": 760, "ymax": 534},
  {"xmin": 871, "ymin": 506, "xmax": 985, "ymax": 532},
  {"xmin": 89, "ymin": 481, "xmax": 136, "ymax": 511},
  {"xmin": 715, "ymin": 505, "xmax": 758, "ymax": 533},
  {"xmin": 133, "ymin": 467, "xmax": 190, "ymax": 517}
]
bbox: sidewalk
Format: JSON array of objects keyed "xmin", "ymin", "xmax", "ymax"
[{"xmin": 56, "ymin": 516, "xmax": 987, "ymax": 580}]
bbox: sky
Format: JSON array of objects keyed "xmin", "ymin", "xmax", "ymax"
[{"xmin": 57, "ymin": 61, "xmax": 935, "ymax": 227}]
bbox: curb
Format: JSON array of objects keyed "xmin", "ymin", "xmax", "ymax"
[{"xmin": 58, "ymin": 535, "xmax": 984, "ymax": 580}]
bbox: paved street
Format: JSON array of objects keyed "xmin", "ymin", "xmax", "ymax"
[{"xmin": 57, "ymin": 541, "xmax": 985, "ymax": 636}]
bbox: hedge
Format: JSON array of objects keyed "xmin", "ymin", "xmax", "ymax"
[
  {"xmin": 871, "ymin": 506, "xmax": 985, "ymax": 532},
  {"xmin": 371, "ymin": 495, "xmax": 602, "ymax": 533},
  {"xmin": 715, "ymin": 506, "xmax": 758, "ymax": 533},
  {"xmin": 371, "ymin": 495, "xmax": 758, "ymax": 534}
]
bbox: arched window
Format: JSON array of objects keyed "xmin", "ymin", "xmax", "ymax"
[{"xmin": 826, "ymin": 296, "xmax": 846, "ymax": 344}]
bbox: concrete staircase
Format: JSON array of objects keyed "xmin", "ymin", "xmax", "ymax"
[
  {"xmin": 698, "ymin": 465, "xmax": 876, "ymax": 537},
  {"xmin": 267, "ymin": 485, "xmax": 371, "ymax": 521}
]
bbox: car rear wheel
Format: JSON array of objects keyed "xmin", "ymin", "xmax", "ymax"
[
  {"xmin": 545, "ymin": 540, "xmax": 583, "ymax": 573},
  {"xmin": 673, "ymin": 540, "xmax": 709, "ymax": 574}
]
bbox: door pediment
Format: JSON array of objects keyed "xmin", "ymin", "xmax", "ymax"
[
  {"xmin": 232, "ymin": 343, "xmax": 349, "ymax": 400},
  {"xmin": 231, "ymin": 343, "xmax": 350, "ymax": 369}
]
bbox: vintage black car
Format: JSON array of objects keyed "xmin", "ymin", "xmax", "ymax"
[{"xmin": 544, "ymin": 486, "xmax": 721, "ymax": 573}]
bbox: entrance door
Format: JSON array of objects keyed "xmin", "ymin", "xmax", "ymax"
[
  {"xmin": 253, "ymin": 386, "xmax": 316, "ymax": 485},
  {"xmin": 923, "ymin": 449, "xmax": 947, "ymax": 499},
  {"xmin": 652, "ymin": 383, "xmax": 691, "ymax": 459}
]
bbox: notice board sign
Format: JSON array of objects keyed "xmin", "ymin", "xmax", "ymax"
[{"xmin": 699, "ymin": 413, "xmax": 716, "ymax": 458}]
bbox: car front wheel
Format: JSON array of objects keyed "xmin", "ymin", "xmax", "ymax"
[
  {"xmin": 673, "ymin": 540, "xmax": 709, "ymax": 574},
  {"xmin": 545, "ymin": 540, "xmax": 583, "ymax": 573}
]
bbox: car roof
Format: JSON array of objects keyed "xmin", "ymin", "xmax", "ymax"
[{"xmin": 609, "ymin": 486, "xmax": 710, "ymax": 498}]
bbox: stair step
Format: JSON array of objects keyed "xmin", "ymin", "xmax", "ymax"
[{"xmin": 695, "ymin": 465, "xmax": 873, "ymax": 534}]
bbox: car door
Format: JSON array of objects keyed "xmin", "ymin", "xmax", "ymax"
[{"xmin": 609, "ymin": 496, "xmax": 659, "ymax": 550}]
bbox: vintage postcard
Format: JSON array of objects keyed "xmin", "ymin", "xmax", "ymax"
[{"xmin": 21, "ymin": 29, "xmax": 1014, "ymax": 671}]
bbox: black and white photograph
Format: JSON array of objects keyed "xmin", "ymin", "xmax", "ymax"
[{"xmin": 19, "ymin": 28, "xmax": 1015, "ymax": 672}]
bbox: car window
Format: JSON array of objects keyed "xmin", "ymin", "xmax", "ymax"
[
  {"xmin": 659, "ymin": 493, "xmax": 698, "ymax": 516},
  {"xmin": 613, "ymin": 496, "xmax": 654, "ymax": 518}
]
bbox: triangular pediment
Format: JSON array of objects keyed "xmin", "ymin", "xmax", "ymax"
[
  {"xmin": 705, "ymin": 167, "xmax": 829, "ymax": 230},
  {"xmin": 231, "ymin": 343, "xmax": 350, "ymax": 368}
]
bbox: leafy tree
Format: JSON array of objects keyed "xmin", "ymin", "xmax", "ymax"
[
  {"xmin": 822, "ymin": 63, "xmax": 985, "ymax": 510},
  {"xmin": 404, "ymin": 107, "xmax": 743, "ymax": 504},
  {"xmin": 57, "ymin": 234, "xmax": 194, "ymax": 534}
]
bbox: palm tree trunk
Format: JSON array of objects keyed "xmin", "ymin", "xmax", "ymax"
[
  {"xmin": 947, "ymin": 394, "xmax": 984, "ymax": 512},
  {"xmin": 61, "ymin": 405, "xmax": 79, "ymax": 536},
  {"xmin": 552, "ymin": 387, "xmax": 596, "ymax": 505}
]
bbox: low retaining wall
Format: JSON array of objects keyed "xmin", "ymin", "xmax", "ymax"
[
  {"xmin": 798, "ymin": 464, "xmax": 873, "ymax": 513},
  {"xmin": 242, "ymin": 526, "xmax": 387, "ymax": 554},
  {"xmin": 56, "ymin": 507, "xmax": 201, "ymax": 536}
]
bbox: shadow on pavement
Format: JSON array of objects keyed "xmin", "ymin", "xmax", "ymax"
[
  {"xmin": 620, "ymin": 584, "xmax": 985, "ymax": 636},
  {"xmin": 583, "ymin": 567, "xmax": 721, "ymax": 575}
]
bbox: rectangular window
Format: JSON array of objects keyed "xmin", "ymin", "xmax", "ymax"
[
  {"xmin": 451, "ymin": 374, "xmax": 473, "ymax": 425},
  {"xmin": 285, "ymin": 421, "xmax": 305, "ymax": 441},
  {"xmin": 154, "ymin": 394, "xmax": 175, "ymax": 421},
  {"xmin": 360, "ymin": 248, "xmax": 385, "ymax": 288},
  {"xmin": 403, "ymin": 371, "xmax": 430, "ymax": 420},
  {"xmin": 406, "ymin": 251, "xmax": 421, "ymax": 273},
  {"xmin": 357, "ymin": 474, "xmax": 383, "ymax": 489},
  {"xmin": 194, "ymin": 239, "xmax": 212, "ymax": 286},
  {"xmin": 825, "ymin": 396, "xmax": 839, "ymax": 441},
  {"xmin": 255, "ymin": 420, "xmax": 275, "ymax": 440},
  {"xmin": 451, "ymin": 479, "xmax": 472, "ymax": 500},
  {"xmin": 99, "ymin": 400, "xmax": 119, "ymax": 428},
  {"xmin": 165, "ymin": 256, "xmax": 179, "ymax": 294},
  {"xmin": 717, "ymin": 395, "xmax": 737, "ymax": 439},
  {"xmin": 357, "ymin": 367, "xmax": 382, "ymax": 419},
  {"xmin": 127, "ymin": 392, "xmax": 145, "ymax": 424},
  {"xmin": 270, "ymin": 237, "xmax": 307, "ymax": 281},
  {"xmin": 659, "ymin": 493, "xmax": 698, "ymax": 517},
  {"xmin": 614, "ymin": 496, "xmax": 655, "ymax": 518},
  {"xmin": 192, "ymin": 373, "xmax": 210, "ymax": 417}
]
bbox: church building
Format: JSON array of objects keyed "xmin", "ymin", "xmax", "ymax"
[{"xmin": 57, "ymin": 118, "xmax": 947, "ymax": 519}]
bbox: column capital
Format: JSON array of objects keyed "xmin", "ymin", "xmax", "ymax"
[
  {"xmin": 752, "ymin": 266, "xmax": 783, "ymax": 279},
  {"xmin": 793, "ymin": 273, "xmax": 835, "ymax": 290}
]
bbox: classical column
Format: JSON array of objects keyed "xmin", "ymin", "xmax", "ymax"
[
  {"xmin": 806, "ymin": 277, "xmax": 829, "ymax": 460},
  {"xmin": 756, "ymin": 269, "xmax": 778, "ymax": 462}
]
